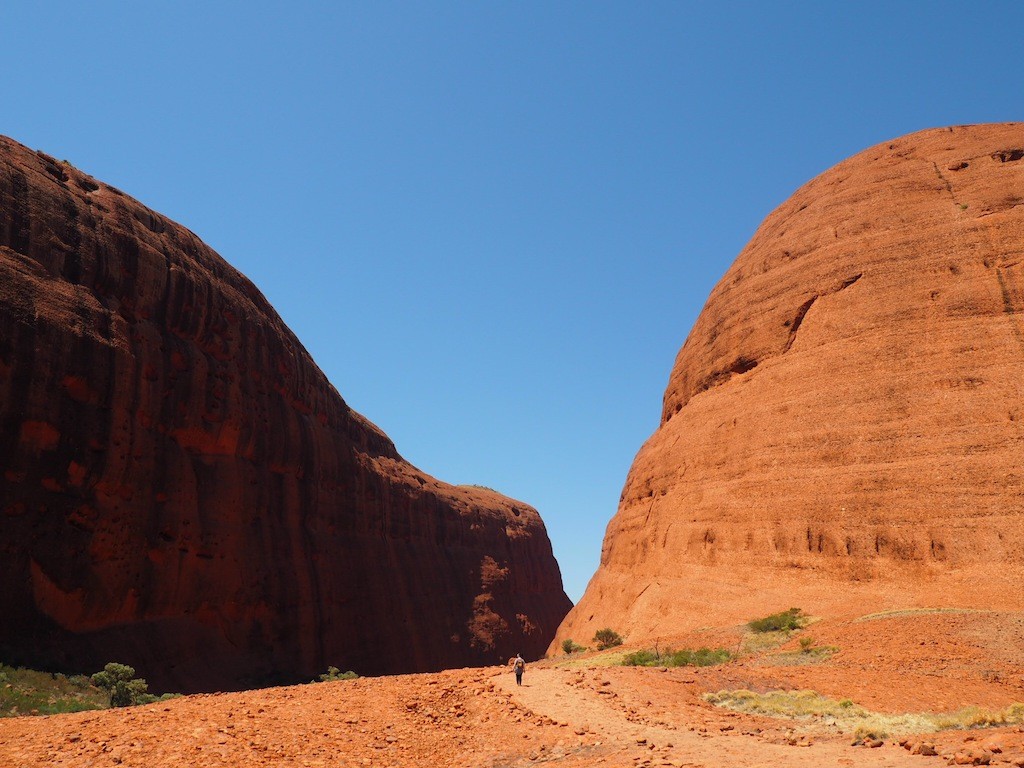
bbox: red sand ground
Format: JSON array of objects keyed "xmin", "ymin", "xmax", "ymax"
[{"xmin": 2, "ymin": 609, "xmax": 1022, "ymax": 767}]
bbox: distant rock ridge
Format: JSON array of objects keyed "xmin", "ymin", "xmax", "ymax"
[
  {"xmin": 0, "ymin": 135, "xmax": 571, "ymax": 692},
  {"xmin": 555, "ymin": 123, "xmax": 1024, "ymax": 650}
]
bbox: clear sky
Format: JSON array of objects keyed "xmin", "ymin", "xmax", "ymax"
[{"xmin": 3, "ymin": 2, "xmax": 1021, "ymax": 601}]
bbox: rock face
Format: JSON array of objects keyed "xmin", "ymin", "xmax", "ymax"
[
  {"xmin": 0, "ymin": 135, "xmax": 571, "ymax": 692},
  {"xmin": 555, "ymin": 124, "xmax": 1024, "ymax": 649}
]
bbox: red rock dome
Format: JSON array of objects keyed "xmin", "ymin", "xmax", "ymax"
[
  {"xmin": 0, "ymin": 135, "xmax": 570, "ymax": 692},
  {"xmin": 555, "ymin": 123, "xmax": 1024, "ymax": 650}
]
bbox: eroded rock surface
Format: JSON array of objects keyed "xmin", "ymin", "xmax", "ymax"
[
  {"xmin": 0, "ymin": 135, "xmax": 570, "ymax": 692},
  {"xmin": 556, "ymin": 123, "xmax": 1024, "ymax": 649}
]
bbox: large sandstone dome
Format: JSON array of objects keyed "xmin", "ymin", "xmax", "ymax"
[
  {"xmin": 555, "ymin": 123, "xmax": 1024, "ymax": 649},
  {"xmin": 0, "ymin": 135, "xmax": 571, "ymax": 692}
]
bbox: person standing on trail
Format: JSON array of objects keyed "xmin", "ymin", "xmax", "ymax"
[{"xmin": 513, "ymin": 653, "xmax": 525, "ymax": 686}]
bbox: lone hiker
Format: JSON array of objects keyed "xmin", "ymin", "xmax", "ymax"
[{"xmin": 512, "ymin": 653, "xmax": 525, "ymax": 686}]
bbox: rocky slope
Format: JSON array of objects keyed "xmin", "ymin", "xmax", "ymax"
[
  {"xmin": 0, "ymin": 135, "xmax": 571, "ymax": 692},
  {"xmin": 3, "ymin": 608, "xmax": 1024, "ymax": 767},
  {"xmin": 556, "ymin": 123, "xmax": 1024, "ymax": 650}
]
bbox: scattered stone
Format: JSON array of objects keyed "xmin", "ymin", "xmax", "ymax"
[
  {"xmin": 952, "ymin": 750, "xmax": 992, "ymax": 766},
  {"xmin": 912, "ymin": 742, "xmax": 938, "ymax": 756}
]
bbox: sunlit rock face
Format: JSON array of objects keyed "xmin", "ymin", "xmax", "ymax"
[
  {"xmin": 0, "ymin": 135, "xmax": 571, "ymax": 692},
  {"xmin": 555, "ymin": 124, "xmax": 1024, "ymax": 651}
]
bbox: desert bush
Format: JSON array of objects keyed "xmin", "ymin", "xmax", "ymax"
[
  {"xmin": 748, "ymin": 608, "xmax": 804, "ymax": 633},
  {"xmin": 2, "ymin": 663, "xmax": 107, "ymax": 716},
  {"xmin": 592, "ymin": 628, "xmax": 623, "ymax": 650},
  {"xmin": 1, "ymin": 663, "xmax": 161, "ymax": 716},
  {"xmin": 622, "ymin": 647, "xmax": 730, "ymax": 668},
  {"xmin": 799, "ymin": 636, "xmax": 815, "ymax": 652},
  {"xmin": 90, "ymin": 663, "xmax": 149, "ymax": 708},
  {"xmin": 317, "ymin": 666, "xmax": 359, "ymax": 682},
  {"xmin": 621, "ymin": 649, "xmax": 659, "ymax": 666},
  {"xmin": 561, "ymin": 638, "xmax": 586, "ymax": 654},
  {"xmin": 668, "ymin": 647, "xmax": 731, "ymax": 667}
]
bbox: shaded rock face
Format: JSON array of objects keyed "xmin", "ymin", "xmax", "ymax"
[
  {"xmin": 0, "ymin": 136, "xmax": 571, "ymax": 692},
  {"xmin": 555, "ymin": 124, "xmax": 1024, "ymax": 649}
]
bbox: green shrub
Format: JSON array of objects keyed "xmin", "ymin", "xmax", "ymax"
[
  {"xmin": 669, "ymin": 647, "xmax": 731, "ymax": 667},
  {"xmin": 799, "ymin": 636, "xmax": 815, "ymax": 652},
  {"xmin": 561, "ymin": 639, "xmax": 586, "ymax": 655},
  {"xmin": 592, "ymin": 628, "xmax": 623, "ymax": 650},
  {"xmin": 90, "ymin": 663, "xmax": 149, "ymax": 708},
  {"xmin": 1, "ymin": 664, "xmax": 108, "ymax": 717},
  {"xmin": 317, "ymin": 666, "xmax": 359, "ymax": 682},
  {"xmin": 621, "ymin": 649, "xmax": 659, "ymax": 666},
  {"xmin": 622, "ymin": 647, "xmax": 730, "ymax": 668},
  {"xmin": 748, "ymin": 608, "xmax": 804, "ymax": 633}
]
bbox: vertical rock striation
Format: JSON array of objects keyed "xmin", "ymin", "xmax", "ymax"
[
  {"xmin": 555, "ymin": 124, "xmax": 1024, "ymax": 650},
  {"xmin": 0, "ymin": 135, "xmax": 570, "ymax": 692}
]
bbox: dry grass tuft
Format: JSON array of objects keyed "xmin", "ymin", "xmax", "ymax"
[
  {"xmin": 738, "ymin": 629, "xmax": 792, "ymax": 655},
  {"xmin": 704, "ymin": 689, "xmax": 1024, "ymax": 738},
  {"xmin": 852, "ymin": 607, "xmax": 988, "ymax": 623},
  {"xmin": 553, "ymin": 649, "xmax": 631, "ymax": 668},
  {"xmin": 756, "ymin": 646, "xmax": 838, "ymax": 667}
]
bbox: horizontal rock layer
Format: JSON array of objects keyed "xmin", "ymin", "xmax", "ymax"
[
  {"xmin": 0, "ymin": 135, "xmax": 570, "ymax": 692},
  {"xmin": 556, "ymin": 123, "xmax": 1024, "ymax": 649}
]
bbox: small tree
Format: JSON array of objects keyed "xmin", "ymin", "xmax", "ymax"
[
  {"xmin": 747, "ymin": 608, "xmax": 804, "ymax": 633},
  {"xmin": 561, "ymin": 638, "xmax": 585, "ymax": 655},
  {"xmin": 593, "ymin": 628, "xmax": 623, "ymax": 650},
  {"xmin": 317, "ymin": 666, "xmax": 358, "ymax": 682},
  {"xmin": 90, "ymin": 663, "xmax": 149, "ymax": 707}
]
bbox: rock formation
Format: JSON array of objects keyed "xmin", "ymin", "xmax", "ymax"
[
  {"xmin": 555, "ymin": 123, "xmax": 1024, "ymax": 650},
  {"xmin": 0, "ymin": 135, "xmax": 571, "ymax": 692}
]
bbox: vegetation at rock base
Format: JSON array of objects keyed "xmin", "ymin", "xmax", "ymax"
[
  {"xmin": 704, "ymin": 689, "xmax": 1024, "ymax": 738},
  {"xmin": 621, "ymin": 647, "xmax": 731, "ymax": 668},
  {"xmin": 747, "ymin": 607, "xmax": 805, "ymax": 633},
  {"xmin": 90, "ymin": 662, "xmax": 178, "ymax": 707},
  {"xmin": 90, "ymin": 663, "xmax": 146, "ymax": 707},
  {"xmin": 1, "ymin": 664, "xmax": 108, "ymax": 717},
  {"xmin": 317, "ymin": 666, "xmax": 359, "ymax": 682},
  {"xmin": 561, "ymin": 639, "xmax": 586, "ymax": 654},
  {"xmin": 0, "ymin": 661, "xmax": 179, "ymax": 716},
  {"xmin": 592, "ymin": 628, "xmax": 623, "ymax": 650}
]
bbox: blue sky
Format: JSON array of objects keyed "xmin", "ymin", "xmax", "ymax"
[{"xmin": 3, "ymin": 2, "xmax": 1021, "ymax": 601}]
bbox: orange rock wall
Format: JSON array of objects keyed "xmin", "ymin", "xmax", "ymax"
[
  {"xmin": 0, "ymin": 136, "xmax": 570, "ymax": 692},
  {"xmin": 556, "ymin": 124, "xmax": 1024, "ymax": 649}
]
